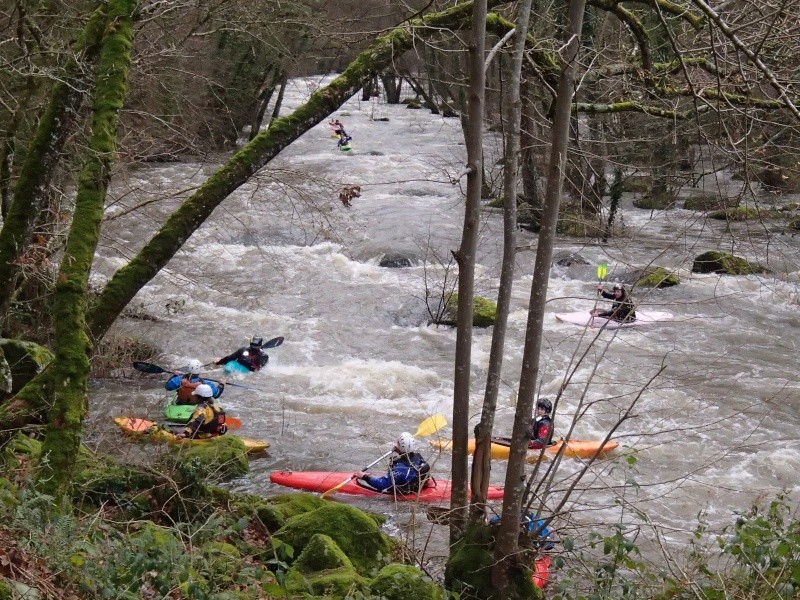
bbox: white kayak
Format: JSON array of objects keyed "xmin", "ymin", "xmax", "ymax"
[{"xmin": 555, "ymin": 310, "xmax": 673, "ymax": 330}]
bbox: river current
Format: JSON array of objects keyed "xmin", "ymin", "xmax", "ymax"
[{"xmin": 87, "ymin": 76, "xmax": 800, "ymax": 568}]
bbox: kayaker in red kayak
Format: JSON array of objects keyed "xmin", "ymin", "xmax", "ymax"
[
  {"xmin": 526, "ymin": 398, "xmax": 554, "ymax": 450},
  {"xmin": 214, "ymin": 335, "xmax": 270, "ymax": 372},
  {"xmin": 175, "ymin": 384, "xmax": 227, "ymax": 439},
  {"xmin": 355, "ymin": 432, "xmax": 432, "ymax": 494},
  {"xmin": 164, "ymin": 359, "xmax": 224, "ymax": 404},
  {"xmin": 590, "ymin": 282, "xmax": 636, "ymax": 322}
]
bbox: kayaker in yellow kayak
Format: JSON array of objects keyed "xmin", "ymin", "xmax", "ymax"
[
  {"xmin": 590, "ymin": 282, "xmax": 636, "ymax": 322},
  {"xmin": 164, "ymin": 359, "xmax": 224, "ymax": 404},
  {"xmin": 525, "ymin": 398, "xmax": 554, "ymax": 450},
  {"xmin": 175, "ymin": 384, "xmax": 228, "ymax": 439},
  {"xmin": 355, "ymin": 432, "xmax": 432, "ymax": 494}
]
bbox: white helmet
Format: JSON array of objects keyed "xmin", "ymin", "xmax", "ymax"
[
  {"xmin": 395, "ymin": 432, "xmax": 416, "ymax": 454},
  {"xmin": 186, "ymin": 359, "xmax": 203, "ymax": 375},
  {"xmin": 193, "ymin": 383, "xmax": 214, "ymax": 398}
]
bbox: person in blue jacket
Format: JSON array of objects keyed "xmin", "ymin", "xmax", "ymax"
[
  {"xmin": 356, "ymin": 432, "xmax": 431, "ymax": 494},
  {"xmin": 164, "ymin": 359, "xmax": 223, "ymax": 405}
]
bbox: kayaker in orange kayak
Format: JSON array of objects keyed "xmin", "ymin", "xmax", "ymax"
[
  {"xmin": 526, "ymin": 398, "xmax": 554, "ymax": 449},
  {"xmin": 355, "ymin": 432, "xmax": 432, "ymax": 494},
  {"xmin": 175, "ymin": 384, "xmax": 228, "ymax": 439}
]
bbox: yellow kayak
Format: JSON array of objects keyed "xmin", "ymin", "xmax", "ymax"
[
  {"xmin": 430, "ymin": 437, "xmax": 618, "ymax": 462},
  {"xmin": 113, "ymin": 417, "xmax": 269, "ymax": 454}
]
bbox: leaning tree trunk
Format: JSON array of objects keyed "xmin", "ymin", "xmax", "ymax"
[
  {"xmin": 0, "ymin": 5, "xmax": 108, "ymax": 327},
  {"xmin": 449, "ymin": 0, "xmax": 487, "ymax": 544},
  {"xmin": 85, "ymin": 0, "xmax": 497, "ymax": 343},
  {"xmin": 36, "ymin": 0, "xmax": 138, "ymax": 500},
  {"xmin": 492, "ymin": 0, "xmax": 586, "ymax": 591},
  {"xmin": 471, "ymin": 0, "xmax": 533, "ymax": 520}
]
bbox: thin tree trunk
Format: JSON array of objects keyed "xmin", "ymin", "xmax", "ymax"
[
  {"xmin": 449, "ymin": 0, "xmax": 487, "ymax": 544},
  {"xmin": 0, "ymin": 5, "xmax": 108, "ymax": 326},
  {"xmin": 37, "ymin": 0, "xmax": 138, "ymax": 500},
  {"xmin": 492, "ymin": 0, "xmax": 587, "ymax": 590},
  {"xmin": 267, "ymin": 73, "xmax": 288, "ymax": 128},
  {"xmin": 471, "ymin": 0, "xmax": 533, "ymax": 520}
]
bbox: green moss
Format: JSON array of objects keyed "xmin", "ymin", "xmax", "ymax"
[
  {"xmin": 0, "ymin": 578, "xmax": 11, "ymax": 600},
  {"xmin": 633, "ymin": 190, "xmax": 677, "ymax": 209},
  {"xmin": 707, "ymin": 206, "xmax": 774, "ymax": 221},
  {"xmin": 274, "ymin": 502, "xmax": 393, "ymax": 575},
  {"xmin": 291, "ymin": 533, "xmax": 355, "ymax": 573},
  {"xmin": 446, "ymin": 294, "xmax": 497, "ymax": 328},
  {"xmin": 445, "ymin": 522, "xmax": 539, "ymax": 600},
  {"xmin": 636, "ymin": 267, "xmax": 680, "ymax": 288},
  {"xmin": 286, "ymin": 563, "xmax": 366, "ymax": 598},
  {"xmin": 171, "ymin": 435, "xmax": 249, "ymax": 482},
  {"xmin": 200, "ymin": 541, "xmax": 243, "ymax": 587},
  {"xmin": 0, "ymin": 339, "xmax": 53, "ymax": 394},
  {"xmin": 250, "ymin": 492, "xmax": 329, "ymax": 532},
  {"xmin": 692, "ymin": 251, "xmax": 767, "ymax": 275},
  {"xmin": 370, "ymin": 563, "xmax": 446, "ymax": 600},
  {"xmin": 487, "ymin": 197, "xmax": 504, "ymax": 208},
  {"xmin": 683, "ymin": 194, "xmax": 738, "ymax": 211},
  {"xmin": 622, "ymin": 175, "xmax": 650, "ymax": 193},
  {"xmin": 555, "ymin": 210, "xmax": 605, "ymax": 237}
]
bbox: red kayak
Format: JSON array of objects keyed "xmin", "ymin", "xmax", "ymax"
[
  {"xmin": 532, "ymin": 554, "xmax": 551, "ymax": 588},
  {"xmin": 269, "ymin": 471, "xmax": 504, "ymax": 502}
]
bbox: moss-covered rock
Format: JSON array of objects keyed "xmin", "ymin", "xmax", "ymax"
[
  {"xmin": 683, "ymin": 194, "xmax": 739, "ymax": 211},
  {"xmin": 0, "ymin": 339, "xmax": 53, "ymax": 394},
  {"xmin": 171, "ymin": 435, "xmax": 249, "ymax": 482},
  {"xmin": 274, "ymin": 502, "xmax": 393, "ymax": 576},
  {"xmin": 633, "ymin": 190, "xmax": 677, "ymax": 209},
  {"xmin": 200, "ymin": 541, "xmax": 242, "ymax": 587},
  {"xmin": 554, "ymin": 209, "xmax": 605, "ymax": 237},
  {"xmin": 446, "ymin": 294, "xmax": 497, "ymax": 328},
  {"xmin": 285, "ymin": 533, "xmax": 367, "ymax": 598},
  {"xmin": 369, "ymin": 563, "xmax": 446, "ymax": 600},
  {"xmin": 692, "ymin": 251, "xmax": 766, "ymax": 275},
  {"xmin": 622, "ymin": 175, "xmax": 650, "ymax": 193},
  {"xmin": 636, "ymin": 267, "xmax": 680, "ymax": 288},
  {"xmin": 250, "ymin": 493, "xmax": 329, "ymax": 532},
  {"xmin": 445, "ymin": 522, "xmax": 539, "ymax": 600},
  {"xmin": 707, "ymin": 206, "xmax": 774, "ymax": 221}
]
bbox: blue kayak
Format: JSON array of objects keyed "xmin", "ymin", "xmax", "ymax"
[{"xmin": 223, "ymin": 361, "xmax": 251, "ymax": 375}]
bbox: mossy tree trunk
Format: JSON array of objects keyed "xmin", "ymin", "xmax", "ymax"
[
  {"xmin": 450, "ymin": 0, "xmax": 487, "ymax": 544},
  {"xmin": 0, "ymin": 5, "xmax": 108, "ymax": 327},
  {"xmin": 471, "ymin": 0, "xmax": 532, "ymax": 521},
  {"xmin": 492, "ymin": 0, "xmax": 586, "ymax": 591},
  {"xmin": 36, "ymin": 0, "xmax": 138, "ymax": 500}
]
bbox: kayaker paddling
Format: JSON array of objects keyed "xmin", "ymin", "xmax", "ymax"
[
  {"xmin": 215, "ymin": 335, "xmax": 271, "ymax": 372},
  {"xmin": 175, "ymin": 384, "xmax": 227, "ymax": 439},
  {"xmin": 355, "ymin": 432, "xmax": 432, "ymax": 494},
  {"xmin": 164, "ymin": 359, "xmax": 224, "ymax": 404},
  {"xmin": 590, "ymin": 282, "xmax": 636, "ymax": 322}
]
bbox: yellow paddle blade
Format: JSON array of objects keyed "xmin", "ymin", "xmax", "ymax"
[
  {"xmin": 415, "ymin": 414, "xmax": 447, "ymax": 437},
  {"xmin": 597, "ymin": 262, "xmax": 608, "ymax": 281}
]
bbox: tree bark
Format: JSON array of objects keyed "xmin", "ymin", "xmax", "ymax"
[
  {"xmin": 36, "ymin": 0, "xmax": 138, "ymax": 500},
  {"xmin": 0, "ymin": 5, "xmax": 108, "ymax": 326},
  {"xmin": 471, "ymin": 0, "xmax": 533, "ymax": 521},
  {"xmin": 492, "ymin": 0, "xmax": 587, "ymax": 591},
  {"xmin": 449, "ymin": 0, "xmax": 487, "ymax": 544}
]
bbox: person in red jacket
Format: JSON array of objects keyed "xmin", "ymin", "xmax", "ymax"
[{"xmin": 526, "ymin": 398, "xmax": 554, "ymax": 449}]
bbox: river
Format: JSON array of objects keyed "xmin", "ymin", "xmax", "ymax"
[{"xmin": 87, "ymin": 76, "xmax": 800, "ymax": 571}]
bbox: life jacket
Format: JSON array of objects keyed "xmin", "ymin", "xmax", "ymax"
[
  {"xmin": 529, "ymin": 415, "xmax": 553, "ymax": 448},
  {"xmin": 390, "ymin": 453, "xmax": 432, "ymax": 494},
  {"xmin": 236, "ymin": 347, "xmax": 263, "ymax": 371},
  {"xmin": 176, "ymin": 376, "xmax": 202, "ymax": 403},
  {"xmin": 190, "ymin": 402, "xmax": 227, "ymax": 437}
]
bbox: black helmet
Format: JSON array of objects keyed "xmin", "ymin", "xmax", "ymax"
[
  {"xmin": 536, "ymin": 398, "xmax": 552, "ymax": 414},
  {"xmin": 249, "ymin": 335, "xmax": 263, "ymax": 347}
]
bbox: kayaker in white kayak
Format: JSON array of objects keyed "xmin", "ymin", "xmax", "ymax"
[
  {"xmin": 525, "ymin": 398, "xmax": 554, "ymax": 450},
  {"xmin": 590, "ymin": 282, "xmax": 636, "ymax": 322},
  {"xmin": 164, "ymin": 359, "xmax": 224, "ymax": 404},
  {"xmin": 175, "ymin": 384, "xmax": 227, "ymax": 439},
  {"xmin": 214, "ymin": 336, "xmax": 270, "ymax": 372},
  {"xmin": 355, "ymin": 432, "xmax": 432, "ymax": 494}
]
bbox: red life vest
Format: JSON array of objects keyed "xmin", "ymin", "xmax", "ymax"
[{"xmin": 176, "ymin": 377, "xmax": 201, "ymax": 403}]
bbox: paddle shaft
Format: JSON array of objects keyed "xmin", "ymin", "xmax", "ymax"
[
  {"xmin": 321, "ymin": 450, "xmax": 393, "ymax": 498},
  {"xmin": 132, "ymin": 362, "xmax": 261, "ymax": 392}
]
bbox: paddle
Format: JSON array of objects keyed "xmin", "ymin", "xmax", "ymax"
[
  {"xmin": 162, "ymin": 416, "xmax": 241, "ymax": 430},
  {"xmin": 132, "ymin": 361, "xmax": 262, "ymax": 392},
  {"xmin": 320, "ymin": 414, "xmax": 447, "ymax": 499},
  {"xmin": 597, "ymin": 262, "xmax": 608, "ymax": 285}
]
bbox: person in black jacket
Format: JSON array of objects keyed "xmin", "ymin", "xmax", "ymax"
[
  {"xmin": 215, "ymin": 335, "xmax": 270, "ymax": 372},
  {"xmin": 526, "ymin": 398, "xmax": 554, "ymax": 449},
  {"xmin": 591, "ymin": 282, "xmax": 636, "ymax": 322}
]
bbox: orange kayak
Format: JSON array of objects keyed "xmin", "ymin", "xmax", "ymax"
[
  {"xmin": 113, "ymin": 417, "xmax": 269, "ymax": 454},
  {"xmin": 429, "ymin": 436, "xmax": 618, "ymax": 462}
]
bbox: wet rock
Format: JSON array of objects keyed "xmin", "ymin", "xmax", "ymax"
[
  {"xmin": 553, "ymin": 251, "xmax": 589, "ymax": 267},
  {"xmin": 683, "ymin": 194, "xmax": 739, "ymax": 211},
  {"xmin": 379, "ymin": 253, "xmax": 413, "ymax": 268},
  {"xmin": 445, "ymin": 294, "xmax": 497, "ymax": 328},
  {"xmin": 692, "ymin": 251, "xmax": 767, "ymax": 275},
  {"xmin": 636, "ymin": 267, "xmax": 680, "ymax": 288}
]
